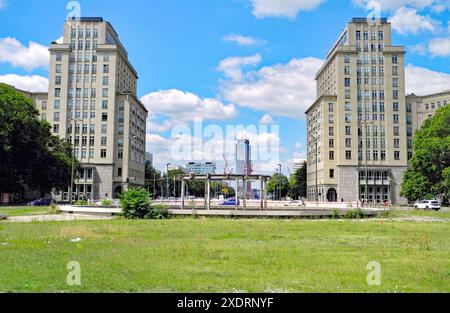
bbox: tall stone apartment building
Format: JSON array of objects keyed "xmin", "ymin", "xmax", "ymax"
[
  {"xmin": 19, "ymin": 17, "xmax": 148, "ymax": 201},
  {"xmin": 306, "ymin": 18, "xmax": 448, "ymax": 204}
]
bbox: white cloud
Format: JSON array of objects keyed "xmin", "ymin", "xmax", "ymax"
[
  {"xmin": 0, "ymin": 0, "xmax": 7, "ymax": 10},
  {"xmin": 389, "ymin": 7, "xmax": 440, "ymax": 34},
  {"xmin": 223, "ymin": 34, "xmax": 267, "ymax": 46},
  {"xmin": 0, "ymin": 74, "xmax": 48, "ymax": 92},
  {"xmin": 55, "ymin": 36, "xmax": 64, "ymax": 44},
  {"xmin": 250, "ymin": 0, "xmax": 326, "ymax": 19},
  {"xmin": 141, "ymin": 89, "xmax": 238, "ymax": 133},
  {"xmin": 406, "ymin": 64, "xmax": 450, "ymax": 95},
  {"xmin": 259, "ymin": 114, "xmax": 274, "ymax": 124},
  {"xmin": 408, "ymin": 43, "xmax": 427, "ymax": 55},
  {"xmin": 0, "ymin": 37, "xmax": 49, "ymax": 71},
  {"xmin": 217, "ymin": 54, "xmax": 262, "ymax": 81},
  {"xmin": 219, "ymin": 56, "xmax": 323, "ymax": 119},
  {"xmin": 353, "ymin": 0, "xmax": 441, "ymax": 11},
  {"xmin": 428, "ymin": 37, "xmax": 450, "ymax": 57}
]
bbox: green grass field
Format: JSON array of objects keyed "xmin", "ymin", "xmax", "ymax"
[
  {"xmin": 0, "ymin": 206, "xmax": 53, "ymax": 217},
  {"xmin": 0, "ymin": 213, "xmax": 449, "ymax": 293}
]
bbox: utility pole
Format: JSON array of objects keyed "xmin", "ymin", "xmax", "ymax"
[{"xmin": 166, "ymin": 163, "xmax": 171, "ymax": 199}]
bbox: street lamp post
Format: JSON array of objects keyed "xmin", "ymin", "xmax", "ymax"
[
  {"xmin": 166, "ymin": 163, "xmax": 171, "ymax": 199},
  {"xmin": 311, "ymin": 135, "xmax": 319, "ymax": 202}
]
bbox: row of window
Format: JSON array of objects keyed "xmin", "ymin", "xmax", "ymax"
[
  {"xmin": 329, "ymin": 150, "xmax": 401, "ymax": 162},
  {"xmin": 356, "ymin": 30, "xmax": 384, "ymax": 41},
  {"xmin": 328, "ymin": 126, "xmax": 403, "ymax": 137},
  {"xmin": 70, "ymin": 28, "xmax": 99, "ymax": 39},
  {"xmin": 54, "ymin": 87, "xmax": 110, "ymax": 98}
]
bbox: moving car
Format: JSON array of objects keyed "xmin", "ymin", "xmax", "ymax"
[
  {"xmin": 413, "ymin": 200, "xmax": 441, "ymax": 211},
  {"xmin": 27, "ymin": 198, "xmax": 53, "ymax": 206},
  {"xmin": 220, "ymin": 198, "xmax": 240, "ymax": 206}
]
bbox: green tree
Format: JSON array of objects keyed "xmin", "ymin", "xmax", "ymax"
[
  {"xmin": 401, "ymin": 105, "xmax": 450, "ymax": 201},
  {"xmin": 267, "ymin": 173, "xmax": 289, "ymax": 199},
  {"xmin": 0, "ymin": 83, "xmax": 74, "ymax": 196},
  {"xmin": 289, "ymin": 162, "xmax": 307, "ymax": 200},
  {"xmin": 144, "ymin": 163, "xmax": 162, "ymax": 198}
]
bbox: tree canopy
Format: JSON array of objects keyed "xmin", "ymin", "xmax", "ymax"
[
  {"xmin": 267, "ymin": 173, "xmax": 290, "ymax": 199},
  {"xmin": 401, "ymin": 105, "xmax": 450, "ymax": 201},
  {"xmin": 0, "ymin": 84, "xmax": 74, "ymax": 196},
  {"xmin": 289, "ymin": 162, "xmax": 307, "ymax": 200}
]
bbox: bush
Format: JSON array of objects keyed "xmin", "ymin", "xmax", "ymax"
[
  {"xmin": 344, "ymin": 209, "xmax": 363, "ymax": 219},
  {"xmin": 74, "ymin": 200, "xmax": 88, "ymax": 206},
  {"xmin": 145, "ymin": 204, "xmax": 170, "ymax": 220},
  {"xmin": 331, "ymin": 209, "xmax": 341, "ymax": 219},
  {"xmin": 120, "ymin": 188, "xmax": 152, "ymax": 219},
  {"xmin": 102, "ymin": 199, "xmax": 113, "ymax": 206},
  {"xmin": 120, "ymin": 188, "xmax": 171, "ymax": 219}
]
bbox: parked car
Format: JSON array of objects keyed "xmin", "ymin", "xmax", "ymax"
[
  {"xmin": 27, "ymin": 198, "xmax": 53, "ymax": 206},
  {"xmin": 285, "ymin": 200, "xmax": 306, "ymax": 207},
  {"xmin": 413, "ymin": 200, "xmax": 441, "ymax": 211},
  {"xmin": 220, "ymin": 198, "xmax": 240, "ymax": 206}
]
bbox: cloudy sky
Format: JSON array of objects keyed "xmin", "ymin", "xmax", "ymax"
[{"xmin": 1, "ymin": 0, "xmax": 449, "ymax": 174}]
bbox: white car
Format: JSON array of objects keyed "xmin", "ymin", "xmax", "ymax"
[
  {"xmin": 414, "ymin": 200, "xmax": 441, "ymax": 211},
  {"xmin": 285, "ymin": 200, "xmax": 306, "ymax": 207}
]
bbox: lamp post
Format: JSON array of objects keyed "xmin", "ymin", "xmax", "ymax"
[
  {"xmin": 311, "ymin": 135, "xmax": 319, "ymax": 202},
  {"xmin": 166, "ymin": 163, "xmax": 171, "ymax": 199}
]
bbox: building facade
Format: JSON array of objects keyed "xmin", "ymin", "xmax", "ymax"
[
  {"xmin": 186, "ymin": 162, "xmax": 217, "ymax": 175},
  {"xmin": 306, "ymin": 18, "xmax": 408, "ymax": 204},
  {"xmin": 306, "ymin": 18, "xmax": 449, "ymax": 204},
  {"xmin": 24, "ymin": 17, "xmax": 148, "ymax": 201}
]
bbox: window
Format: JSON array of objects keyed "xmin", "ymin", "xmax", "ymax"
[
  {"xmin": 381, "ymin": 150, "xmax": 386, "ymax": 161},
  {"xmin": 89, "ymin": 136, "xmax": 95, "ymax": 146},
  {"xmin": 101, "ymin": 137, "xmax": 107, "ymax": 146},
  {"xmin": 55, "ymin": 88, "xmax": 61, "ymax": 97},
  {"xmin": 118, "ymin": 150, "xmax": 123, "ymax": 159},
  {"xmin": 329, "ymin": 151, "xmax": 334, "ymax": 160},
  {"xmin": 329, "ymin": 127, "xmax": 334, "ymax": 136},
  {"xmin": 55, "ymin": 76, "xmax": 61, "ymax": 85},
  {"xmin": 407, "ymin": 127, "xmax": 413, "ymax": 137},
  {"xmin": 102, "ymin": 88, "xmax": 109, "ymax": 97},
  {"xmin": 53, "ymin": 124, "xmax": 59, "ymax": 133},
  {"xmin": 101, "ymin": 124, "xmax": 107, "ymax": 134},
  {"xmin": 328, "ymin": 103, "xmax": 334, "ymax": 112},
  {"xmin": 102, "ymin": 100, "xmax": 108, "ymax": 110},
  {"xmin": 373, "ymin": 151, "xmax": 379, "ymax": 161},
  {"xmin": 345, "ymin": 90, "xmax": 351, "ymax": 99},
  {"xmin": 344, "ymin": 66, "xmax": 351, "ymax": 75},
  {"xmin": 344, "ymin": 54, "xmax": 350, "ymax": 63},
  {"xmin": 394, "ymin": 126, "xmax": 400, "ymax": 136},
  {"xmin": 329, "ymin": 139, "xmax": 334, "ymax": 148},
  {"xmin": 394, "ymin": 151, "xmax": 400, "ymax": 160},
  {"xmin": 102, "ymin": 113, "xmax": 108, "ymax": 122},
  {"xmin": 346, "ymin": 151, "xmax": 352, "ymax": 160},
  {"xmin": 104, "ymin": 52, "xmax": 110, "ymax": 62},
  {"xmin": 82, "ymin": 136, "xmax": 87, "ymax": 146},
  {"xmin": 392, "ymin": 55, "xmax": 398, "ymax": 64},
  {"xmin": 89, "ymin": 149, "xmax": 94, "ymax": 158},
  {"xmin": 55, "ymin": 64, "xmax": 62, "ymax": 73},
  {"xmin": 103, "ymin": 64, "xmax": 109, "ymax": 73},
  {"xmin": 393, "ymin": 114, "xmax": 399, "ymax": 124},
  {"xmin": 329, "ymin": 169, "xmax": 335, "ymax": 179},
  {"xmin": 345, "ymin": 114, "xmax": 352, "ymax": 123},
  {"xmin": 393, "ymin": 78, "xmax": 398, "ymax": 87},
  {"xmin": 41, "ymin": 101, "xmax": 47, "ymax": 110},
  {"xmin": 118, "ymin": 168, "xmax": 122, "ymax": 177},
  {"xmin": 328, "ymin": 115, "xmax": 334, "ymax": 124},
  {"xmin": 393, "ymin": 90, "xmax": 399, "ymax": 100},
  {"xmin": 393, "ymin": 102, "xmax": 399, "ymax": 111},
  {"xmin": 345, "ymin": 138, "xmax": 352, "ymax": 148},
  {"xmin": 345, "ymin": 77, "xmax": 351, "ymax": 87},
  {"xmin": 103, "ymin": 76, "xmax": 109, "ymax": 86},
  {"xmin": 394, "ymin": 139, "xmax": 400, "ymax": 148},
  {"xmin": 392, "ymin": 66, "xmax": 398, "ymax": 76},
  {"xmin": 100, "ymin": 149, "xmax": 107, "ymax": 158},
  {"xmin": 345, "ymin": 126, "xmax": 351, "ymax": 136},
  {"xmin": 345, "ymin": 102, "xmax": 351, "ymax": 111}
]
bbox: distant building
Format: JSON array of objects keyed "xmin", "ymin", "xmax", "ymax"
[
  {"xmin": 235, "ymin": 139, "xmax": 252, "ymax": 194},
  {"xmin": 145, "ymin": 152, "xmax": 153, "ymax": 167},
  {"xmin": 293, "ymin": 159, "xmax": 307, "ymax": 173},
  {"xmin": 186, "ymin": 162, "xmax": 216, "ymax": 175}
]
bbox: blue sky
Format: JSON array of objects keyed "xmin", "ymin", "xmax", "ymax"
[{"xmin": 1, "ymin": 0, "xmax": 449, "ymax": 174}]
